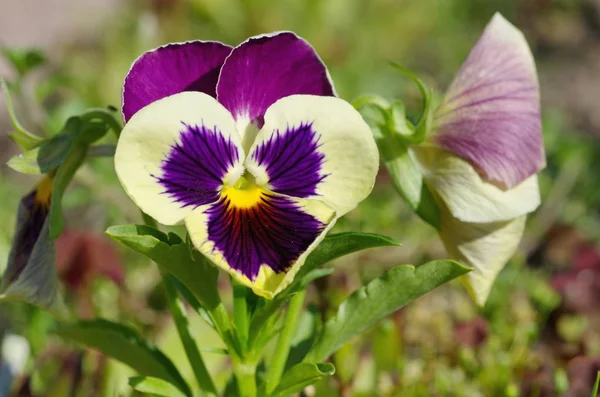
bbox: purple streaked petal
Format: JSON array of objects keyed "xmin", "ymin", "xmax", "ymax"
[
  {"xmin": 216, "ymin": 32, "xmax": 335, "ymax": 135},
  {"xmin": 115, "ymin": 92, "xmax": 243, "ymax": 226},
  {"xmin": 122, "ymin": 41, "xmax": 232, "ymax": 121},
  {"xmin": 248, "ymin": 122, "xmax": 326, "ymax": 198},
  {"xmin": 204, "ymin": 192, "xmax": 327, "ymax": 280},
  {"xmin": 433, "ymin": 13, "xmax": 545, "ymax": 189},
  {"xmin": 156, "ymin": 123, "xmax": 241, "ymax": 208},
  {"xmin": 247, "ymin": 95, "xmax": 379, "ymax": 217}
]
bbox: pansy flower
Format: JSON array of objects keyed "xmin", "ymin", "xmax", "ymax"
[
  {"xmin": 0, "ymin": 175, "xmax": 68, "ymax": 319},
  {"xmin": 115, "ymin": 33, "xmax": 379, "ymax": 298},
  {"xmin": 412, "ymin": 14, "xmax": 545, "ymax": 305}
]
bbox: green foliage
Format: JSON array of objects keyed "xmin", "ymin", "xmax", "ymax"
[
  {"xmin": 56, "ymin": 319, "xmax": 192, "ymax": 396},
  {"xmin": 1, "ymin": 48, "xmax": 46, "ymax": 77},
  {"xmin": 106, "ymin": 224, "xmax": 221, "ymax": 310},
  {"xmin": 247, "ymin": 232, "xmax": 401, "ymax": 350},
  {"xmin": 49, "ymin": 142, "xmax": 87, "ymax": 239},
  {"xmin": 304, "ymin": 260, "xmax": 470, "ymax": 363},
  {"xmin": 129, "ymin": 376, "xmax": 188, "ymax": 397},
  {"xmin": 271, "ymin": 363, "xmax": 335, "ymax": 397},
  {"xmin": 1, "ymin": 78, "xmax": 43, "ymax": 149}
]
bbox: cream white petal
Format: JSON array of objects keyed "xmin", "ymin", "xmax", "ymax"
[
  {"xmin": 245, "ymin": 95, "xmax": 379, "ymax": 216},
  {"xmin": 114, "ymin": 92, "xmax": 244, "ymax": 225},
  {"xmin": 439, "ymin": 204, "xmax": 526, "ymax": 306},
  {"xmin": 414, "ymin": 147, "xmax": 540, "ymax": 223}
]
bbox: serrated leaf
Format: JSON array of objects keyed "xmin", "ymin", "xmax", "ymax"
[
  {"xmin": 304, "ymin": 260, "xmax": 470, "ymax": 363},
  {"xmin": 129, "ymin": 376, "xmax": 187, "ymax": 397},
  {"xmin": 56, "ymin": 319, "xmax": 191, "ymax": 396},
  {"xmin": 272, "ymin": 363, "xmax": 335, "ymax": 397},
  {"xmin": 298, "ymin": 232, "xmax": 400, "ymax": 283},
  {"xmin": 247, "ymin": 233, "xmax": 400, "ymax": 350},
  {"xmin": 106, "ymin": 225, "xmax": 220, "ymax": 310}
]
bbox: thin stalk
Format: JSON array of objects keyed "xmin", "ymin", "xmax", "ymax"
[
  {"xmin": 142, "ymin": 213, "xmax": 217, "ymax": 396},
  {"xmin": 80, "ymin": 108, "xmax": 122, "ymax": 138},
  {"xmin": 233, "ymin": 280, "xmax": 250, "ymax": 348},
  {"xmin": 266, "ymin": 290, "xmax": 306, "ymax": 394},
  {"xmin": 162, "ymin": 271, "xmax": 218, "ymax": 396},
  {"xmin": 232, "ymin": 357, "xmax": 258, "ymax": 397}
]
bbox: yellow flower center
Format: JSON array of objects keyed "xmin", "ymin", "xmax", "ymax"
[{"xmin": 221, "ymin": 175, "xmax": 266, "ymax": 209}]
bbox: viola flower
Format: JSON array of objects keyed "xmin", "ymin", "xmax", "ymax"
[
  {"xmin": 115, "ymin": 33, "xmax": 379, "ymax": 298},
  {"xmin": 413, "ymin": 14, "xmax": 545, "ymax": 305},
  {"xmin": 0, "ymin": 175, "xmax": 68, "ymax": 319}
]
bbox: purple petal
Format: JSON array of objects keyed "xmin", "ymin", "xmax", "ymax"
[
  {"xmin": 206, "ymin": 192, "xmax": 327, "ymax": 280},
  {"xmin": 433, "ymin": 13, "xmax": 545, "ymax": 189},
  {"xmin": 216, "ymin": 32, "xmax": 335, "ymax": 130},
  {"xmin": 249, "ymin": 122, "xmax": 326, "ymax": 198},
  {"xmin": 122, "ymin": 41, "xmax": 232, "ymax": 121},
  {"xmin": 156, "ymin": 122, "xmax": 241, "ymax": 208}
]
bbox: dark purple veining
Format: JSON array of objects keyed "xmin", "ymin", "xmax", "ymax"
[
  {"xmin": 251, "ymin": 122, "xmax": 326, "ymax": 198},
  {"xmin": 156, "ymin": 123, "xmax": 239, "ymax": 208},
  {"xmin": 206, "ymin": 193, "xmax": 325, "ymax": 279}
]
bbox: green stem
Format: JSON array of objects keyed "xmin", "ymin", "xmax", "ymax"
[
  {"xmin": 232, "ymin": 357, "xmax": 258, "ymax": 397},
  {"xmin": 141, "ymin": 213, "xmax": 217, "ymax": 396},
  {"xmin": 162, "ymin": 271, "xmax": 218, "ymax": 396},
  {"xmin": 209, "ymin": 301, "xmax": 242, "ymax": 358},
  {"xmin": 80, "ymin": 108, "xmax": 122, "ymax": 138},
  {"xmin": 233, "ymin": 280, "xmax": 249, "ymax": 348},
  {"xmin": 266, "ymin": 290, "xmax": 306, "ymax": 394}
]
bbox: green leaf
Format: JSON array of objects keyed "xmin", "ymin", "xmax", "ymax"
[
  {"xmin": 106, "ymin": 225, "xmax": 221, "ymax": 310},
  {"xmin": 247, "ymin": 233, "xmax": 400, "ymax": 350},
  {"xmin": 129, "ymin": 376, "xmax": 187, "ymax": 397},
  {"xmin": 299, "ymin": 232, "xmax": 401, "ymax": 282},
  {"xmin": 271, "ymin": 363, "xmax": 335, "ymax": 397},
  {"xmin": 56, "ymin": 319, "xmax": 191, "ymax": 396},
  {"xmin": 1, "ymin": 78, "xmax": 43, "ymax": 149},
  {"xmin": 377, "ymin": 132, "xmax": 440, "ymax": 228},
  {"xmin": 304, "ymin": 260, "xmax": 470, "ymax": 363},
  {"xmin": 49, "ymin": 143, "xmax": 87, "ymax": 239},
  {"xmin": 2, "ymin": 48, "xmax": 46, "ymax": 76},
  {"xmin": 7, "ymin": 133, "xmax": 75, "ymax": 175},
  {"xmin": 389, "ymin": 62, "xmax": 434, "ymax": 142},
  {"xmin": 592, "ymin": 371, "xmax": 600, "ymax": 397}
]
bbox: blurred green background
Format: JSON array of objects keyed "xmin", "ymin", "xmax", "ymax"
[{"xmin": 1, "ymin": 0, "xmax": 600, "ymax": 395}]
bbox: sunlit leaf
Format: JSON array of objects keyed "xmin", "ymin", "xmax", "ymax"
[
  {"xmin": 304, "ymin": 260, "xmax": 470, "ymax": 363},
  {"xmin": 56, "ymin": 319, "xmax": 191, "ymax": 396},
  {"xmin": 129, "ymin": 376, "xmax": 187, "ymax": 397},
  {"xmin": 106, "ymin": 225, "xmax": 221, "ymax": 310},
  {"xmin": 271, "ymin": 363, "xmax": 335, "ymax": 397},
  {"xmin": 7, "ymin": 133, "xmax": 75, "ymax": 175},
  {"xmin": 247, "ymin": 232, "xmax": 400, "ymax": 350}
]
